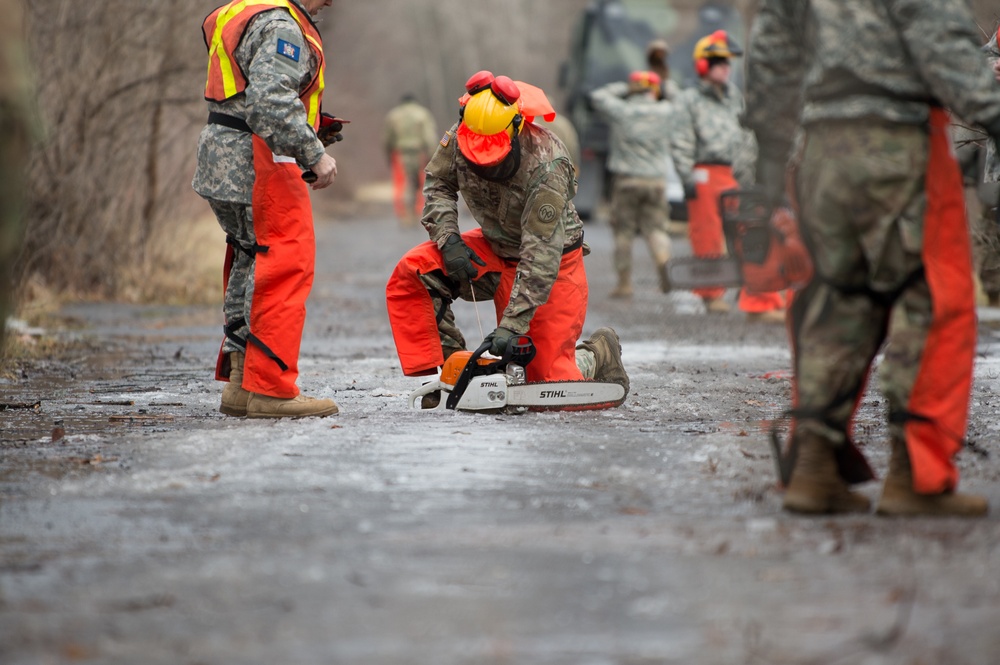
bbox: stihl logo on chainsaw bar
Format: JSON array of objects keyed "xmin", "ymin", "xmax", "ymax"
[{"xmin": 539, "ymin": 390, "xmax": 567, "ymax": 398}]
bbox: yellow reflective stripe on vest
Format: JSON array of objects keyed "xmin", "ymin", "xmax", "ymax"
[
  {"xmin": 304, "ymin": 34, "xmax": 323, "ymax": 128},
  {"xmin": 208, "ymin": 0, "xmax": 312, "ymax": 101}
]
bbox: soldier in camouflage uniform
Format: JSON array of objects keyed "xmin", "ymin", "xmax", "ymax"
[
  {"xmin": 193, "ymin": 0, "xmax": 338, "ymax": 419},
  {"xmin": 0, "ymin": 0, "xmax": 36, "ymax": 351},
  {"xmin": 646, "ymin": 39, "xmax": 681, "ymax": 103},
  {"xmin": 590, "ymin": 71, "xmax": 674, "ymax": 299},
  {"xmin": 986, "ymin": 30, "xmax": 1000, "ymax": 185},
  {"xmin": 386, "ymin": 72, "xmax": 628, "ymax": 402},
  {"xmin": 671, "ymin": 31, "xmax": 785, "ymax": 321},
  {"xmin": 382, "ymin": 94, "xmax": 438, "ymax": 226},
  {"xmin": 746, "ymin": 0, "xmax": 1000, "ymax": 516}
]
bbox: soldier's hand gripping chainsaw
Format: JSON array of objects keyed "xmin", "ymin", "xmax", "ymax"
[
  {"xmin": 302, "ymin": 113, "xmax": 350, "ymax": 183},
  {"xmin": 666, "ymin": 189, "xmax": 814, "ymax": 293},
  {"xmin": 408, "ymin": 335, "xmax": 626, "ymax": 413}
]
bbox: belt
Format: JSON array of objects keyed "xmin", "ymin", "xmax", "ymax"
[
  {"xmin": 695, "ymin": 161, "xmax": 732, "ymax": 167},
  {"xmin": 208, "ymin": 112, "xmax": 251, "ymax": 133},
  {"xmin": 563, "ymin": 233, "xmax": 584, "ymax": 255}
]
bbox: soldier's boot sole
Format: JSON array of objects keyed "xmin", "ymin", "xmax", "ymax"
[
  {"xmin": 220, "ymin": 351, "xmax": 250, "ymax": 417},
  {"xmin": 876, "ymin": 481, "xmax": 988, "ymax": 517},
  {"xmin": 246, "ymin": 393, "xmax": 340, "ymax": 419},
  {"xmin": 782, "ymin": 438, "xmax": 871, "ymax": 515}
]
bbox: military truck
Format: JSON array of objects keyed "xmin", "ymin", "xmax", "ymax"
[{"xmin": 559, "ymin": 0, "xmax": 745, "ymax": 220}]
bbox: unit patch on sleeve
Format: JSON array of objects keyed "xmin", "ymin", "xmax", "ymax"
[
  {"xmin": 440, "ymin": 132, "xmax": 451, "ymax": 148},
  {"xmin": 277, "ymin": 38, "xmax": 301, "ymax": 62}
]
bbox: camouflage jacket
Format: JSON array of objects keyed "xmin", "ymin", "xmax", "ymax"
[
  {"xmin": 422, "ymin": 122, "xmax": 584, "ymax": 333},
  {"xmin": 671, "ymin": 80, "xmax": 756, "ymax": 189},
  {"xmin": 590, "ymin": 81, "xmax": 674, "ymax": 180},
  {"xmin": 192, "ymin": 0, "xmax": 326, "ymax": 204},
  {"xmin": 382, "ymin": 101, "xmax": 438, "ymax": 156},
  {"xmin": 745, "ymin": 0, "xmax": 1000, "ymax": 169}
]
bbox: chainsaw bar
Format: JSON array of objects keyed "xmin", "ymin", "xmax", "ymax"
[
  {"xmin": 666, "ymin": 256, "xmax": 743, "ymax": 290},
  {"xmin": 507, "ymin": 380, "xmax": 626, "ymax": 410}
]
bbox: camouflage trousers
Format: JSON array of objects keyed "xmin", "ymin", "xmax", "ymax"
[
  {"xmin": 792, "ymin": 119, "xmax": 965, "ymax": 449},
  {"xmin": 418, "ymin": 270, "xmax": 597, "ymax": 379},
  {"xmin": 967, "ymin": 187, "xmax": 1000, "ymax": 299},
  {"xmin": 0, "ymin": 108, "xmax": 29, "ymax": 348},
  {"xmin": 609, "ymin": 176, "xmax": 671, "ymax": 276},
  {"xmin": 207, "ymin": 199, "xmax": 255, "ymax": 355}
]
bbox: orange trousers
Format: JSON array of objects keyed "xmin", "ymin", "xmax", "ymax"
[
  {"xmin": 386, "ymin": 228, "xmax": 587, "ymax": 383},
  {"xmin": 687, "ymin": 164, "xmax": 784, "ymax": 312}
]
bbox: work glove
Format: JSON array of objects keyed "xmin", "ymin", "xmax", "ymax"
[
  {"xmin": 318, "ymin": 112, "xmax": 349, "ymax": 147},
  {"xmin": 755, "ymin": 153, "xmax": 787, "ymax": 207},
  {"xmin": 441, "ymin": 234, "xmax": 486, "ymax": 282},
  {"xmin": 485, "ymin": 326, "xmax": 517, "ymax": 357},
  {"xmin": 683, "ymin": 181, "xmax": 698, "ymax": 201}
]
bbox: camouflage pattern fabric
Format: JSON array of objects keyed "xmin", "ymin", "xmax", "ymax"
[
  {"xmin": 208, "ymin": 201, "xmax": 255, "ymax": 353},
  {"xmin": 382, "ymin": 100, "xmax": 438, "ymax": 156},
  {"xmin": 0, "ymin": 0, "xmax": 38, "ymax": 346},
  {"xmin": 954, "ymin": 121, "xmax": 1000, "ymax": 299},
  {"xmin": 791, "ymin": 122, "xmax": 932, "ymax": 448},
  {"xmin": 745, "ymin": 0, "xmax": 1000, "ymax": 168},
  {"xmin": 590, "ymin": 81, "xmax": 674, "ymax": 180},
  {"xmin": 421, "ymin": 122, "xmax": 584, "ymax": 333},
  {"xmin": 609, "ymin": 178, "xmax": 671, "ymax": 277},
  {"xmin": 537, "ymin": 115, "xmax": 581, "ymax": 172},
  {"xmin": 671, "ymin": 79, "xmax": 756, "ymax": 189},
  {"xmin": 193, "ymin": 1, "xmax": 326, "ymax": 205}
]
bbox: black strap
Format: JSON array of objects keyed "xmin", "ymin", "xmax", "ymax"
[
  {"xmin": 246, "ymin": 333, "xmax": 289, "ymax": 372},
  {"xmin": 208, "ymin": 112, "xmax": 251, "ymax": 133},
  {"xmin": 224, "ymin": 319, "xmax": 247, "ymax": 347},
  {"xmin": 226, "ymin": 234, "xmax": 269, "ymax": 257},
  {"xmin": 563, "ymin": 233, "xmax": 584, "ymax": 255}
]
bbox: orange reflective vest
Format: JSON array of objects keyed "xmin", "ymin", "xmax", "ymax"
[{"xmin": 203, "ymin": 0, "xmax": 325, "ymax": 129}]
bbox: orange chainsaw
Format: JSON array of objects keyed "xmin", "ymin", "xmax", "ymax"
[
  {"xmin": 667, "ymin": 189, "xmax": 813, "ymax": 293},
  {"xmin": 408, "ymin": 335, "xmax": 626, "ymax": 413}
]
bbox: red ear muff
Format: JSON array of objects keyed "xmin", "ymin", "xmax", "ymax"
[
  {"xmin": 465, "ymin": 70, "xmax": 495, "ymax": 95},
  {"xmin": 696, "ymin": 58, "xmax": 709, "ymax": 76}
]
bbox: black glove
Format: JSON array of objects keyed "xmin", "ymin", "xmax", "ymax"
[
  {"xmin": 485, "ymin": 326, "xmax": 517, "ymax": 357},
  {"xmin": 441, "ymin": 234, "xmax": 486, "ymax": 282},
  {"xmin": 683, "ymin": 182, "xmax": 698, "ymax": 201},
  {"xmin": 755, "ymin": 154, "xmax": 787, "ymax": 207},
  {"xmin": 318, "ymin": 112, "xmax": 348, "ymax": 147}
]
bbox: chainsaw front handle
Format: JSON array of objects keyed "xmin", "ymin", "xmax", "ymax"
[{"xmin": 408, "ymin": 379, "xmax": 446, "ymax": 410}]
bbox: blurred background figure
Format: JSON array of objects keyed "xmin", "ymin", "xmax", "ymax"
[
  {"xmin": 645, "ymin": 39, "xmax": 680, "ymax": 102},
  {"xmin": 0, "ymin": 0, "xmax": 37, "ymax": 352},
  {"xmin": 590, "ymin": 70, "xmax": 674, "ymax": 299},
  {"xmin": 671, "ymin": 29, "xmax": 785, "ymax": 321},
  {"xmin": 382, "ymin": 93, "xmax": 438, "ymax": 227},
  {"xmin": 954, "ymin": 121, "xmax": 1000, "ymax": 306}
]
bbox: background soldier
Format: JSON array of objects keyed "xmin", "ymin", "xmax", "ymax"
[
  {"xmin": 193, "ymin": 0, "xmax": 339, "ymax": 419},
  {"xmin": 745, "ymin": 0, "xmax": 1000, "ymax": 517},
  {"xmin": 590, "ymin": 71, "xmax": 675, "ymax": 299},
  {"xmin": 382, "ymin": 93, "xmax": 438, "ymax": 226},
  {"xmin": 0, "ymin": 0, "xmax": 37, "ymax": 351},
  {"xmin": 386, "ymin": 72, "xmax": 628, "ymax": 401},
  {"xmin": 671, "ymin": 31, "xmax": 785, "ymax": 322},
  {"xmin": 645, "ymin": 39, "xmax": 681, "ymax": 102}
]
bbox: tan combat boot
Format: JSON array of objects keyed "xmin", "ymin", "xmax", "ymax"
[
  {"xmin": 657, "ymin": 262, "xmax": 672, "ymax": 294},
  {"xmin": 577, "ymin": 327, "xmax": 629, "ymax": 396},
  {"xmin": 219, "ymin": 351, "xmax": 251, "ymax": 417},
  {"xmin": 875, "ymin": 439, "xmax": 987, "ymax": 517},
  {"xmin": 783, "ymin": 435, "xmax": 871, "ymax": 514},
  {"xmin": 703, "ymin": 296, "xmax": 731, "ymax": 314},
  {"xmin": 246, "ymin": 392, "xmax": 339, "ymax": 419},
  {"xmin": 609, "ymin": 271, "xmax": 633, "ymax": 299},
  {"xmin": 746, "ymin": 309, "xmax": 786, "ymax": 324}
]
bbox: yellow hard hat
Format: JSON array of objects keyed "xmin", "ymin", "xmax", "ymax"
[
  {"xmin": 457, "ymin": 79, "xmax": 523, "ymax": 166},
  {"xmin": 693, "ymin": 30, "xmax": 741, "ymax": 65}
]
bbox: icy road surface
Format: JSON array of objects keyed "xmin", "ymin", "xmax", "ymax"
[{"xmin": 3, "ymin": 214, "xmax": 1000, "ymax": 664}]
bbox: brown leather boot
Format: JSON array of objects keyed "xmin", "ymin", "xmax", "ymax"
[
  {"xmin": 703, "ymin": 296, "xmax": 731, "ymax": 314},
  {"xmin": 876, "ymin": 439, "xmax": 987, "ymax": 517},
  {"xmin": 657, "ymin": 262, "xmax": 672, "ymax": 294},
  {"xmin": 246, "ymin": 392, "xmax": 339, "ymax": 419},
  {"xmin": 783, "ymin": 436, "xmax": 871, "ymax": 514},
  {"xmin": 219, "ymin": 351, "xmax": 251, "ymax": 417}
]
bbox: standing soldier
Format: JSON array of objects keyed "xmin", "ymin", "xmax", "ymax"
[
  {"xmin": 0, "ymin": 0, "xmax": 37, "ymax": 351},
  {"xmin": 745, "ymin": 0, "xmax": 1000, "ymax": 516},
  {"xmin": 385, "ymin": 72, "xmax": 629, "ymax": 402},
  {"xmin": 382, "ymin": 94, "xmax": 438, "ymax": 226},
  {"xmin": 645, "ymin": 39, "xmax": 681, "ymax": 102},
  {"xmin": 193, "ymin": 0, "xmax": 340, "ymax": 419},
  {"xmin": 590, "ymin": 71, "xmax": 675, "ymax": 299},
  {"xmin": 671, "ymin": 31, "xmax": 785, "ymax": 322}
]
